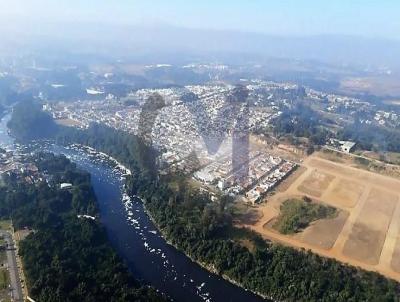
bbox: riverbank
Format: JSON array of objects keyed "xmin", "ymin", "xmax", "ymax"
[
  {"xmin": 71, "ymin": 144, "xmax": 268, "ymax": 301},
  {"xmin": 66, "ymin": 144, "xmax": 132, "ymax": 176},
  {"xmin": 140, "ymin": 197, "xmax": 272, "ymax": 302},
  {"xmin": 6, "ymin": 152, "xmax": 164, "ymax": 301},
  {"xmin": 49, "ymin": 142, "xmax": 265, "ymax": 302}
]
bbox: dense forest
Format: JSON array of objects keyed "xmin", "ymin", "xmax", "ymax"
[
  {"xmin": 0, "ymin": 153, "xmax": 164, "ymax": 302},
  {"xmin": 338, "ymin": 121, "xmax": 400, "ymax": 153},
  {"xmin": 273, "ymin": 103, "xmax": 331, "ymax": 145}
]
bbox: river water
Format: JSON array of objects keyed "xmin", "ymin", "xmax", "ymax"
[{"xmin": 0, "ymin": 113, "xmax": 265, "ymax": 302}]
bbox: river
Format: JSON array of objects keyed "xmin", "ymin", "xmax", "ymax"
[{"xmin": 0, "ymin": 113, "xmax": 265, "ymax": 302}]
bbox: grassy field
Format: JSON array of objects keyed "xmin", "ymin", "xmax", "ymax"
[
  {"xmin": 320, "ymin": 148, "xmax": 400, "ymax": 179},
  {"xmin": 0, "ymin": 221, "xmax": 11, "ymax": 232},
  {"xmin": 273, "ymin": 197, "xmax": 337, "ymax": 234},
  {"xmin": 0, "ymin": 268, "xmax": 10, "ymax": 302},
  {"xmin": 55, "ymin": 118, "xmax": 83, "ymax": 127},
  {"xmin": 340, "ymin": 76, "xmax": 400, "ymax": 97},
  {"xmin": 0, "ymin": 269, "xmax": 9, "ymax": 290},
  {"xmin": 360, "ymin": 150, "xmax": 400, "ymax": 165}
]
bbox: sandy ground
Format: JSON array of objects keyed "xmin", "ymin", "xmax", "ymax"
[
  {"xmin": 342, "ymin": 189, "xmax": 398, "ymax": 265},
  {"xmin": 55, "ymin": 118, "xmax": 83, "ymax": 127},
  {"xmin": 319, "ymin": 148, "xmax": 400, "ymax": 179},
  {"xmin": 323, "ymin": 179, "xmax": 364, "ymax": 208},
  {"xmin": 298, "ymin": 170, "xmax": 335, "ymax": 198},
  {"xmin": 294, "ymin": 210, "xmax": 349, "ymax": 250},
  {"xmin": 241, "ymin": 152, "xmax": 400, "ymax": 281}
]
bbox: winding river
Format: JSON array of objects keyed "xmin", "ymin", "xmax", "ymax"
[{"xmin": 0, "ymin": 113, "xmax": 265, "ymax": 302}]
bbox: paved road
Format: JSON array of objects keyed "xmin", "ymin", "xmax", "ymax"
[{"xmin": 0, "ymin": 230, "xmax": 23, "ymax": 302}]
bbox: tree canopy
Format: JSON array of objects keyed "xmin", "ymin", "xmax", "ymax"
[{"xmin": 0, "ymin": 153, "xmax": 164, "ymax": 302}]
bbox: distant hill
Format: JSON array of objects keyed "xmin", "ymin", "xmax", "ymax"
[
  {"xmin": 7, "ymin": 101, "xmax": 58, "ymax": 141},
  {"xmin": 2, "ymin": 22, "xmax": 400, "ymax": 71}
]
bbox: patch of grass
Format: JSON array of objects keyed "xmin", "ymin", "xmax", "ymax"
[
  {"xmin": 0, "ymin": 221, "xmax": 11, "ymax": 231},
  {"xmin": 0, "ymin": 250, "xmax": 6, "ymax": 265},
  {"xmin": 354, "ymin": 157, "xmax": 371, "ymax": 167},
  {"xmin": 237, "ymin": 239, "xmax": 256, "ymax": 253},
  {"xmin": 320, "ymin": 149, "xmax": 345, "ymax": 163},
  {"xmin": 273, "ymin": 197, "xmax": 337, "ymax": 234},
  {"xmin": 0, "ymin": 268, "xmax": 9, "ymax": 290},
  {"xmin": 216, "ymin": 226, "xmax": 269, "ymax": 252}
]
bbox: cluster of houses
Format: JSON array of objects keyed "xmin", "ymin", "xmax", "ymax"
[
  {"xmin": 43, "ymin": 82, "xmax": 305, "ymax": 202},
  {"xmin": 194, "ymin": 151, "xmax": 296, "ymax": 203},
  {"xmin": 0, "ymin": 151, "xmax": 77, "ymax": 190},
  {"xmin": 308, "ymin": 89, "xmax": 400, "ymax": 129},
  {"xmin": 44, "ymin": 84, "xmax": 281, "ymax": 172},
  {"xmin": 0, "ymin": 150, "xmax": 41, "ymax": 184}
]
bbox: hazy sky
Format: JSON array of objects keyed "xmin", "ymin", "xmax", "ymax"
[{"xmin": 1, "ymin": 0, "xmax": 399, "ymax": 39}]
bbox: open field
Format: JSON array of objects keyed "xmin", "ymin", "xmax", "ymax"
[
  {"xmin": 384, "ymin": 99, "xmax": 400, "ymax": 105},
  {"xmin": 239, "ymin": 152, "xmax": 400, "ymax": 281},
  {"xmin": 298, "ymin": 170, "xmax": 335, "ymax": 197},
  {"xmin": 55, "ymin": 118, "xmax": 83, "ymax": 127},
  {"xmin": 292, "ymin": 210, "xmax": 348, "ymax": 250},
  {"xmin": 342, "ymin": 189, "xmax": 398, "ymax": 265},
  {"xmin": 0, "ymin": 269, "xmax": 9, "ymax": 290},
  {"xmin": 361, "ymin": 150, "xmax": 400, "ymax": 166},
  {"xmin": 324, "ymin": 179, "xmax": 364, "ymax": 208},
  {"xmin": 340, "ymin": 76, "xmax": 400, "ymax": 97},
  {"xmin": 0, "ymin": 221, "xmax": 11, "ymax": 232},
  {"xmin": 320, "ymin": 148, "xmax": 400, "ymax": 179},
  {"xmin": 0, "ymin": 267, "xmax": 10, "ymax": 302}
]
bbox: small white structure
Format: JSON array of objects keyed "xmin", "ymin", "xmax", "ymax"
[
  {"xmin": 77, "ymin": 215, "xmax": 96, "ymax": 221},
  {"xmin": 193, "ymin": 170, "xmax": 214, "ymax": 183},
  {"xmin": 60, "ymin": 183, "xmax": 73, "ymax": 189},
  {"xmin": 328, "ymin": 139, "xmax": 356, "ymax": 153},
  {"xmin": 340, "ymin": 141, "xmax": 356, "ymax": 153}
]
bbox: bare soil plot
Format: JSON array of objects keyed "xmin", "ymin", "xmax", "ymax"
[
  {"xmin": 308, "ymin": 158, "xmax": 400, "ymax": 193},
  {"xmin": 242, "ymin": 151, "xmax": 400, "ymax": 281},
  {"xmin": 342, "ymin": 189, "xmax": 398, "ymax": 265},
  {"xmin": 320, "ymin": 149, "xmax": 400, "ymax": 179},
  {"xmin": 295, "ymin": 210, "xmax": 349, "ymax": 250},
  {"xmin": 324, "ymin": 179, "xmax": 364, "ymax": 208},
  {"xmin": 384, "ymin": 100, "xmax": 400, "ymax": 106},
  {"xmin": 298, "ymin": 170, "xmax": 335, "ymax": 197},
  {"xmin": 340, "ymin": 76, "xmax": 400, "ymax": 97},
  {"xmin": 14, "ymin": 229, "xmax": 33, "ymax": 242},
  {"xmin": 275, "ymin": 166, "xmax": 307, "ymax": 193},
  {"xmin": 55, "ymin": 118, "xmax": 83, "ymax": 127}
]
